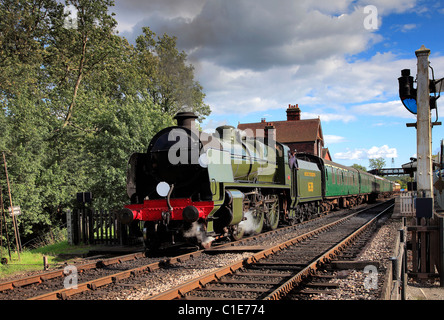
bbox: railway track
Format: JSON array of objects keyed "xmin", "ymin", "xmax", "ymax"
[
  {"xmin": 148, "ymin": 199, "xmax": 394, "ymax": 300},
  {"xmin": 0, "ymin": 200, "xmax": 393, "ymax": 300}
]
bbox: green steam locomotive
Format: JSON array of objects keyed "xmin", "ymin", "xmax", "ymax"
[{"xmin": 117, "ymin": 112, "xmax": 394, "ymax": 249}]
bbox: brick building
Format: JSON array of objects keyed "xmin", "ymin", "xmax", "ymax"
[{"xmin": 237, "ymin": 104, "xmax": 332, "ymax": 160}]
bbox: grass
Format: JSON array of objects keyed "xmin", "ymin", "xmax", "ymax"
[{"xmin": 0, "ymin": 241, "xmax": 95, "ymax": 280}]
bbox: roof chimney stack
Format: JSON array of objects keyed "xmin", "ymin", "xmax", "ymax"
[
  {"xmin": 265, "ymin": 123, "xmax": 276, "ymax": 142},
  {"xmin": 286, "ymin": 104, "xmax": 301, "ymax": 121}
]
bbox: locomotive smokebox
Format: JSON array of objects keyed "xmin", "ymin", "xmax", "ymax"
[
  {"xmin": 116, "ymin": 208, "xmax": 135, "ymax": 224},
  {"xmin": 174, "ymin": 112, "xmax": 198, "ymax": 130}
]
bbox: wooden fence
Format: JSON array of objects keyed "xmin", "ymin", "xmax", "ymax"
[
  {"xmin": 67, "ymin": 208, "xmax": 130, "ymax": 245},
  {"xmin": 381, "ymin": 219, "xmax": 407, "ymax": 300},
  {"xmin": 399, "ymin": 191, "xmax": 416, "ymax": 217},
  {"xmin": 395, "ymin": 192, "xmax": 443, "ymax": 284},
  {"xmin": 408, "ymin": 222, "xmax": 442, "ymax": 281}
]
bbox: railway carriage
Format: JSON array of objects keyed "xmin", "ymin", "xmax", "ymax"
[
  {"xmin": 118, "ymin": 112, "xmax": 394, "ymax": 249},
  {"xmin": 323, "ymin": 161, "xmax": 360, "ymax": 208},
  {"xmin": 359, "ymin": 170, "xmax": 374, "ymax": 195},
  {"xmin": 374, "ymin": 175, "xmax": 394, "ymax": 197}
]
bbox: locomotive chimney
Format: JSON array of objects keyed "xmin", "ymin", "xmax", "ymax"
[{"xmin": 174, "ymin": 112, "xmax": 198, "ymax": 130}]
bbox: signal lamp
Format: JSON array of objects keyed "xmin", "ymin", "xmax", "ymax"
[{"xmin": 398, "ymin": 69, "xmax": 417, "ymax": 114}]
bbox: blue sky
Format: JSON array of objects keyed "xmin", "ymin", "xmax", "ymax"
[{"xmin": 112, "ymin": 0, "xmax": 444, "ymax": 169}]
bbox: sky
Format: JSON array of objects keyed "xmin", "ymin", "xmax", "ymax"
[{"xmin": 110, "ymin": 0, "xmax": 444, "ymax": 169}]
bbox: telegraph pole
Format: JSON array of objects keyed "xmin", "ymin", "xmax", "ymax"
[{"xmin": 2, "ymin": 152, "xmax": 20, "ymax": 261}]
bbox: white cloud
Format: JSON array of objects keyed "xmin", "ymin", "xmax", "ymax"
[
  {"xmin": 201, "ymin": 119, "xmax": 227, "ymax": 133},
  {"xmin": 351, "ymin": 100, "xmax": 416, "ymax": 119},
  {"xmin": 120, "ymin": 0, "xmax": 383, "ymax": 69},
  {"xmin": 324, "ymin": 135, "xmax": 347, "ymax": 144},
  {"xmin": 303, "ymin": 112, "xmax": 356, "ymax": 123},
  {"xmin": 197, "ymin": 51, "xmax": 420, "ymax": 117},
  {"xmin": 334, "ymin": 148, "xmax": 368, "ymax": 160},
  {"xmin": 356, "ymin": 0, "xmax": 416, "ymax": 14},
  {"xmin": 334, "ymin": 145, "xmax": 398, "ymax": 160},
  {"xmin": 401, "ymin": 23, "xmax": 418, "ymax": 32},
  {"xmin": 113, "ymin": 0, "xmax": 444, "ymax": 124},
  {"xmin": 368, "ymin": 145, "xmax": 398, "ymax": 158},
  {"xmin": 114, "ymin": 0, "xmax": 205, "ymax": 32}
]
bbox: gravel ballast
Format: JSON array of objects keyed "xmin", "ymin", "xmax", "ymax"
[{"xmin": 307, "ymin": 218, "xmax": 401, "ymax": 300}]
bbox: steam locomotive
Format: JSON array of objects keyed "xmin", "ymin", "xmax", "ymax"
[{"xmin": 117, "ymin": 112, "xmax": 394, "ymax": 249}]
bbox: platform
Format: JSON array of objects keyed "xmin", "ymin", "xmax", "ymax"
[{"xmin": 407, "ymin": 283, "xmax": 444, "ymax": 300}]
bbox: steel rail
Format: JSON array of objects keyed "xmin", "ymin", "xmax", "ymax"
[
  {"xmin": 147, "ymin": 199, "xmax": 394, "ymax": 300},
  {"xmin": 1, "ymin": 201, "xmax": 339, "ymax": 294},
  {"xmin": 23, "ymin": 214, "xmax": 325, "ymax": 299},
  {"xmin": 6, "ymin": 200, "xmax": 389, "ymax": 300},
  {"xmin": 263, "ymin": 200, "xmax": 394, "ymax": 300},
  {"xmin": 0, "ymin": 252, "xmax": 146, "ymax": 293},
  {"xmin": 27, "ymin": 250, "xmax": 203, "ymax": 300},
  {"xmin": 5, "ymin": 202, "xmax": 342, "ymax": 297}
]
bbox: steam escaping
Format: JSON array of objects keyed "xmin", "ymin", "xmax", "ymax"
[
  {"xmin": 183, "ymin": 221, "xmax": 215, "ymax": 248},
  {"xmin": 238, "ymin": 210, "xmax": 261, "ymax": 235}
]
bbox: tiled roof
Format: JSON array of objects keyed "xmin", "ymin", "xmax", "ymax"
[{"xmin": 237, "ymin": 118, "xmax": 323, "ymax": 143}]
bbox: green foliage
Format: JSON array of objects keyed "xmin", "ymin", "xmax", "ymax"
[
  {"xmin": 134, "ymin": 27, "xmax": 211, "ymax": 120},
  {"xmin": 385, "ymin": 175, "xmax": 412, "ymax": 190},
  {"xmin": 0, "ymin": 0, "xmax": 209, "ymax": 245},
  {"xmin": 86, "ymin": 96, "xmax": 174, "ymax": 209},
  {"xmin": 0, "ymin": 239, "xmax": 96, "ymax": 279},
  {"xmin": 351, "ymin": 163, "xmax": 367, "ymax": 172},
  {"xmin": 0, "ymin": 250, "xmax": 57, "ymax": 278},
  {"xmin": 368, "ymin": 157, "xmax": 386, "ymax": 170}
]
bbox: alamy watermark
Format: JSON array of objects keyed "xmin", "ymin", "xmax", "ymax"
[
  {"xmin": 64, "ymin": 265, "xmax": 78, "ymax": 289},
  {"xmin": 166, "ymin": 127, "xmax": 278, "ymax": 176},
  {"xmin": 363, "ymin": 264, "xmax": 378, "ymax": 290},
  {"xmin": 363, "ymin": 5, "xmax": 378, "ymax": 30},
  {"xmin": 63, "ymin": 5, "xmax": 78, "ymax": 30}
]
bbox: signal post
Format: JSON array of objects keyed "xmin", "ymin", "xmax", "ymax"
[
  {"xmin": 415, "ymin": 45, "xmax": 433, "ymax": 202},
  {"xmin": 400, "ymin": 45, "xmax": 444, "ymax": 286}
]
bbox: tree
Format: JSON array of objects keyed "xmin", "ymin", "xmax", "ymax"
[
  {"xmin": 86, "ymin": 96, "xmax": 174, "ymax": 209},
  {"xmin": 0, "ymin": 0, "xmax": 58, "ymax": 99},
  {"xmin": 369, "ymin": 158, "xmax": 386, "ymax": 170},
  {"xmin": 134, "ymin": 27, "xmax": 211, "ymax": 120},
  {"xmin": 44, "ymin": 0, "xmax": 119, "ymax": 129},
  {"xmin": 0, "ymin": 0, "xmax": 210, "ymax": 245},
  {"xmin": 351, "ymin": 164, "xmax": 367, "ymax": 172}
]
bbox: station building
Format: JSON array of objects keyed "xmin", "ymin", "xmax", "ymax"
[{"xmin": 237, "ymin": 104, "xmax": 332, "ymax": 161}]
